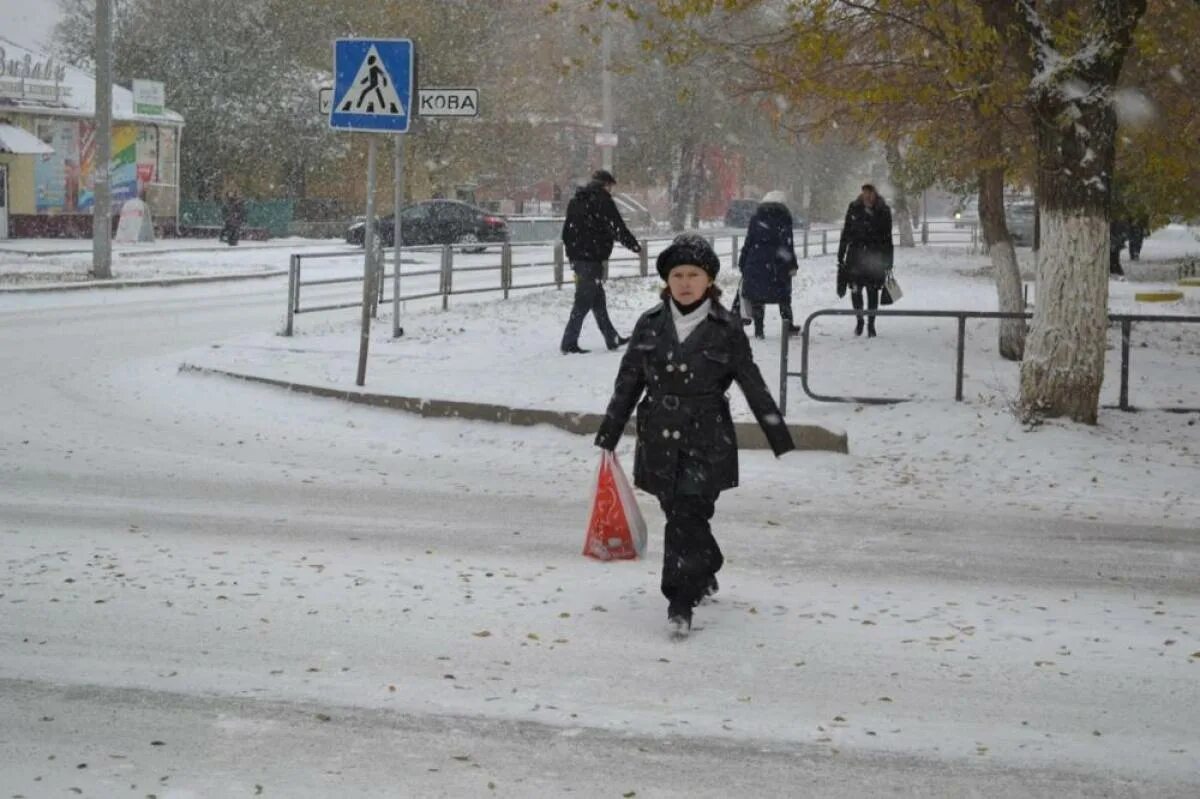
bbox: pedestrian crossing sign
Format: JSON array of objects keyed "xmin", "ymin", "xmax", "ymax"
[{"xmin": 329, "ymin": 38, "xmax": 414, "ymax": 133}]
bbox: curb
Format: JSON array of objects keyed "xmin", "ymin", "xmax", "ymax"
[
  {"xmin": 180, "ymin": 363, "xmax": 850, "ymax": 454},
  {"xmin": 0, "ymin": 269, "xmax": 288, "ymax": 294}
]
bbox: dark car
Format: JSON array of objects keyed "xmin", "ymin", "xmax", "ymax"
[
  {"xmin": 724, "ymin": 198, "xmax": 808, "ymax": 230},
  {"xmin": 345, "ymin": 200, "xmax": 509, "ymax": 251},
  {"xmin": 723, "ymin": 199, "xmax": 759, "ymax": 228}
]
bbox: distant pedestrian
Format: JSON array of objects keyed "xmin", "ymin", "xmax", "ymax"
[
  {"xmin": 595, "ymin": 234, "xmax": 795, "ymax": 639},
  {"xmin": 1110, "ymin": 218, "xmax": 1129, "ymax": 277},
  {"xmin": 1128, "ymin": 214, "xmax": 1149, "ymax": 261},
  {"xmin": 220, "ymin": 189, "xmax": 246, "ymax": 247},
  {"xmin": 837, "ymin": 184, "xmax": 893, "ymax": 337},
  {"xmin": 735, "ymin": 191, "xmax": 800, "ymax": 340},
  {"xmin": 560, "ymin": 170, "xmax": 642, "ymax": 354}
]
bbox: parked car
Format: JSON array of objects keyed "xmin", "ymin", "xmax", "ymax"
[
  {"xmin": 345, "ymin": 200, "xmax": 509, "ymax": 251},
  {"xmin": 724, "ymin": 198, "xmax": 810, "ymax": 230},
  {"xmin": 724, "ymin": 199, "xmax": 759, "ymax": 228},
  {"xmin": 954, "ymin": 197, "xmax": 1037, "ymax": 245},
  {"xmin": 1006, "ymin": 201, "xmax": 1036, "ymax": 246}
]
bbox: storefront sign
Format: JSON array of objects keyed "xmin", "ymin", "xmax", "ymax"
[
  {"xmin": 0, "ymin": 47, "xmax": 68, "ymax": 82},
  {"xmin": 132, "ymin": 79, "xmax": 165, "ymax": 116},
  {"xmin": 0, "ymin": 46, "xmax": 70, "ymax": 103}
]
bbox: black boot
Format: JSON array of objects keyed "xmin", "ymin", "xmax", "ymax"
[
  {"xmin": 667, "ymin": 604, "xmax": 692, "ymax": 639},
  {"xmin": 867, "ymin": 320, "xmax": 877, "ymax": 338},
  {"xmin": 855, "ymin": 317, "xmax": 865, "ymax": 336}
]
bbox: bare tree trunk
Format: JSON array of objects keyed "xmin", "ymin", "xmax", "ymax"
[
  {"xmin": 884, "ymin": 139, "xmax": 915, "ymax": 248},
  {"xmin": 1010, "ymin": 1, "xmax": 1146, "ymax": 424},
  {"xmin": 668, "ymin": 139, "xmax": 690, "ymax": 232},
  {"xmin": 669, "ymin": 137, "xmax": 701, "ymax": 231},
  {"xmin": 977, "ymin": 164, "xmax": 1026, "ymax": 361}
]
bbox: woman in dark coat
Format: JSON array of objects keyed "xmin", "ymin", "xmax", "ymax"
[
  {"xmin": 738, "ymin": 190, "xmax": 800, "ymax": 339},
  {"xmin": 595, "ymin": 234, "xmax": 795, "ymax": 638},
  {"xmin": 836, "ymin": 184, "xmax": 894, "ymax": 337}
]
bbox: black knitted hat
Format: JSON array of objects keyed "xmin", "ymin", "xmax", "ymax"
[{"xmin": 656, "ymin": 234, "xmax": 720, "ymax": 281}]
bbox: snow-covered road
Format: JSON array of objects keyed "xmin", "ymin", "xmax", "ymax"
[{"xmin": 1, "ymin": 277, "xmax": 1198, "ymax": 797}]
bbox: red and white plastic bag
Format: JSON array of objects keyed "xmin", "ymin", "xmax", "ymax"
[{"xmin": 582, "ymin": 450, "xmax": 648, "ymax": 561}]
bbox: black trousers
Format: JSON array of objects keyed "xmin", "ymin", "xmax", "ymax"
[
  {"xmin": 657, "ymin": 456, "xmax": 722, "ymax": 615},
  {"xmin": 561, "ymin": 260, "xmax": 617, "ymax": 349},
  {"xmin": 749, "ymin": 298, "xmax": 795, "ymax": 335},
  {"xmin": 220, "ymin": 222, "xmax": 241, "ymax": 246},
  {"xmin": 850, "ymin": 286, "xmax": 880, "ymax": 324}
]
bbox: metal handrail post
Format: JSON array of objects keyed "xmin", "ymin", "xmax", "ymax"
[
  {"xmin": 822, "ymin": 230, "xmax": 828, "ymax": 256},
  {"xmin": 639, "ymin": 240, "xmax": 648, "ymax": 277},
  {"xmin": 392, "ymin": 252, "xmax": 403, "ymax": 337},
  {"xmin": 284, "ymin": 254, "xmax": 297, "ymax": 336},
  {"xmin": 554, "ymin": 243, "xmax": 564, "ymax": 289},
  {"xmin": 293, "ymin": 254, "xmax": 302, "ymax": 314},
  {"xmin": 802, "ymin": 229, "xmax": 809, "ymax": 259},
  {"xmin": 779, "ymin": 319, "xmax": 790, "ymax": 414},
  {"xmin": 370, "ymin": 240, "xmax": 382, "ymax": 319},
  {"xmin": 1119, "ymin": 318, "xmax": 1133, "ymax": 410},
  {"xmin": 732, "ymin": 235, "xmax": 739, "ymax": 266},
  {"xmin": 441, "ymin": 245, "xmax": 453, "ymax": 310},
  {"xmin": 921, "ymin": 220, "xmax": 929, "ymax": 245},
  {"xmin": 501, "ymin": 242, "xmax": 512, "ymax": 299},
  {"xmin": 955, "ymin": 315, "xmax": 967, "ymax": 401}
]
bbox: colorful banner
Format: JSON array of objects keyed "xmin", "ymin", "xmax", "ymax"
[
  {"xmin": 79, "ymin": 124, "xmax": 138, "ymax": 210},
  {"xmin": 33, "ymin": 121, "xmax": 77, "ymax": 212},
  {"xmin": 33, "ymin": 120, "xmax": 167, "ymax": 214}
]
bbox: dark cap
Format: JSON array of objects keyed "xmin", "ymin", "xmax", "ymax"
[
  {"xmin": 861, "ymin": 183, "xmax": 877, "ymax": 193},
  {"xmin": 656, "ymin": 234, "xmax": 720, "ymax": 280},
  {"xmin": 591, "ymin": 169, "xmax": 617, "ymax": 185}
]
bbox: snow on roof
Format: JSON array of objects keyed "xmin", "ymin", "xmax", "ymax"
[{"xmin": 0, "ymin": 35, "xmax": 183, "ymax": 125}]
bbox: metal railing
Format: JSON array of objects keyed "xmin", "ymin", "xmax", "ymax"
[
  {"xmin": 284, "ymin": 235, "xmax": 738, "ymax": 337},
  {"xmin": 282, "ymin": 221, "xmax": 983, "ymax": 336},
  {"xmin": 779, "ymin": 308, "xmax": 1200, "ymax": 414}
]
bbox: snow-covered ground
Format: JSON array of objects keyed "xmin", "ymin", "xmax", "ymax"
[
  {"xmin": 185, "ymin": 226, "xmax": 1200, "ymax": 528},
  {"xmin": 1, "ymin": 227, "xmax": 1198, "ymax": 797}
]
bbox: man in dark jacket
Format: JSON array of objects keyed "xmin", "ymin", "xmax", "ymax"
[
  {"xmin": 559, "ymin": 170, "xmax": 642, "ymax": 354},
  {"xmin": 220, "ymin": 189, "xmax": 246, "ymax": 247},
  {"xmin": 837, "ymin": 184, "xmax": 894, "ymax": 337}
]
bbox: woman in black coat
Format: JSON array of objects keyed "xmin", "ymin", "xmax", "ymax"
[
  {"xmin": 595, "ymin": 234, "xmax": 795, "ymax": 638},
  {"xmin": 836, "ymin": 184, "xmax": 894, "ymax": 337},
  {"xmin": 737, "ymin": 191, "xmax": 800, "ymax": 339}
]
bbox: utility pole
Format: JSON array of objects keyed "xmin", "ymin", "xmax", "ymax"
[
  {"xmin": 600, "ymin": 20, "xmax": 614, "ymax": 172},
  {"xmin": 92, "ymin": 0, "xmax": 113, "ymax": 278}
]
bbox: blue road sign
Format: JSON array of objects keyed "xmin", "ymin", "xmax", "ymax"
[{"xmin": 330, "ymin": 38, "xmax": 414, "ymax": 133}]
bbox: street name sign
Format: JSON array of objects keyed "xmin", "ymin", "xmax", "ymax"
[{"xmin": 417, "ymin": 88, "xmax": 479, "ymax": 117}]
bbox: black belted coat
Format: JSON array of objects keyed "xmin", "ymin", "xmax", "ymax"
[{"xmin": 595, "ymin": 299, "xmax": 795, "ymax": 497}]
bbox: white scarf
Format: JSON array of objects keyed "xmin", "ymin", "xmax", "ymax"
[{"xmin": 671, "ymin": 299, "xmax": 711, "ymax": 344}]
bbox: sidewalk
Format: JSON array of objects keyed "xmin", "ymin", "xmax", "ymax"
[
  {"xmin": 179, "ymin": 232, "xmax": 1200, "ymax": 527},
  {"xmin": 0, "ymin": 237, "xmax": 345, "ymax": 289}
]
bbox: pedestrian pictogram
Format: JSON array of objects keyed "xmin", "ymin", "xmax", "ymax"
[{"xmin": 329, "ymin": 39, "xmax": 414, "ymax": 133}]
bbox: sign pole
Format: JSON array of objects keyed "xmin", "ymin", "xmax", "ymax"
[
  {"xmin": 356, "ymin": 137, "xmax": 378, "ymax": 386},
  {"xmin": 393, "ymin": 134, "xmax": 405, "ymax": 337}
]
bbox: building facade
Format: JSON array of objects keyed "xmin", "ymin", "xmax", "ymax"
[{"xmin": 0, "ymin": 37, "xmax": 183, "ymax": 239}]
